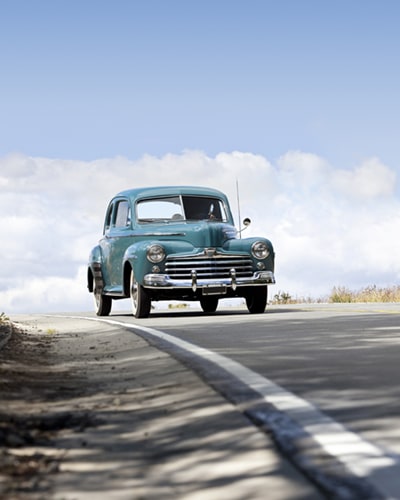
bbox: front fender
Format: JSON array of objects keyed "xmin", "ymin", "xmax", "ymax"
[
  {"xmin": 224, "ymin": 236, "xmax": 274, "ymax": 255},
  {"xmin": 123, "ymin": 241, "xmax": 153, "ymax": 285},
  {"xmin": 123, "ymin": 239, "xmax": 198, "ymax": 284},
  {"xmin": 224, "ymin": 236, "xmax": 275, "ymax": 272}
]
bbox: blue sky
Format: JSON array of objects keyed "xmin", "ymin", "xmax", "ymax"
[
  {"xmin": 2, "ymin": 0, "xmax": 400, "ymax": 166},
  {"xmin": 1, "ymin": 1, "xmax": 400, "ymax": 313}
]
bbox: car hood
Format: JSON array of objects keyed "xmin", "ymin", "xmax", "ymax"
[{"xmin": 136, "ymin": 221, "xmax": 237, "ymax": 248}]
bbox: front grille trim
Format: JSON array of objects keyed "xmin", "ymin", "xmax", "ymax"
[{"xmin": 165, "ymin": 254, "xmax": 253, "ymax": 279}]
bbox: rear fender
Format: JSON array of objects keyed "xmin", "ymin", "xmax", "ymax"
[{"xmin": 88, "ymin": 245, "xmax": 104, "ymax": 292}]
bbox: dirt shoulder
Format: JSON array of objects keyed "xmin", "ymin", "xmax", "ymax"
[
  {"xmin": 0, "ymin": 322, "xmax": 57, "ymax": 498},
  {"xmin": 0, "ymin": 315, "xmax": 321, "ymax": 500}
]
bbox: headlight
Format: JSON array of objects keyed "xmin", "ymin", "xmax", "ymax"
[
  {"xmin": 251, "ymin": 241, "xmax": 269, "ymax": 259},
  {"xmin": 147, "ymin": 244, "xmax": 165, "ymax": 263}
]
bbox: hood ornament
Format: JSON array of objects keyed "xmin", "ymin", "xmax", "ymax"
[{"xmin": 204, "ymin": 247, "xmax": 217, "ymax": 257}]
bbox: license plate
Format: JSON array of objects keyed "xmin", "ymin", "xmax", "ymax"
[{"xmin": 202, "ymin": 286, "xmax": 227, "ymax": 296}]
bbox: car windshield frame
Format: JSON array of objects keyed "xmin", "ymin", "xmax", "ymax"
[{"xmin": 135, "ymin": 195, "xmax": 228, "ymax": 223}]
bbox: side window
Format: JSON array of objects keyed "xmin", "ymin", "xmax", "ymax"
[{"xmin": 114, "ymin": 200, "xmax": 131, "ymax": 228}]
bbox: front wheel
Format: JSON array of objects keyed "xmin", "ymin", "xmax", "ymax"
[
  {"xmin": 200, "ymin": 296, "xmax": 219, "ymax": 313},
  {"xmin": 93, "ymin": 288, "xmax": 112, "ymax": 316},
  {"xmin": 130, "ymin": 270, "xmax": 151, "ymax": 318},
  {"xmin": 245, "ymin": 286, "xmax": 267, "ymax": 314}
]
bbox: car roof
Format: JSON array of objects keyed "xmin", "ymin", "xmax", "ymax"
[{"xmin": 115, "ymin": 185, "xmax": 228, "ymax": 200}]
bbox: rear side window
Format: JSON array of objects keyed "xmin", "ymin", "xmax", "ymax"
[
  {"xmin": 104, "ymin": 203, "xmax": 114, "ymax": 232},
  {"xmin": 104, "ymin": 199, "xmax": 131, "ymax": 233}
]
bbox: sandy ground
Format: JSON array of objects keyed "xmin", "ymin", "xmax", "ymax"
[{"xmin": 0, "ymin": 315, "xmax": 322, "ymax": 500}]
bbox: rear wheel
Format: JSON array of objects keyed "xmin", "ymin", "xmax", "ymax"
[
  {"xmin": 93, "ymin": 288, "xmax": 112, "ymax": 316},
  {"xmin": 200, "ymin": 296, "xmax": 219, "ymax": 313},
  {"xmin": 130, "ymin": 270, "xmax": 151, "ymax": 318},
  {"xmin": 245, "ymin": 286, "xmax": 267, "ymax": 314}
]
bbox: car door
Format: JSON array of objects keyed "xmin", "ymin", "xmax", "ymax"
[{"xmin": 100, "ymin": 198, "xmax": 132, "ymax": 292}]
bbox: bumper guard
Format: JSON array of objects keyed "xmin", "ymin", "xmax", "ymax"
[{"xmin": 143, "ymin": 270, "xmax": 275, "ymax": 293}]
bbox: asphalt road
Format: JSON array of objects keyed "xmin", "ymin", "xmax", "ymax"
[
  {"xmin": 86, "ymin": 301, "xmax": 400, "ymax": 498},
  {"xmin": 6, "ymin": 302, "xmax": 400, "ymax": 498},
  {"xmin": 6, "ymin": 311, "xmax": 325, "ymax": 500},
  {"xmin": 103, "ymin": 303, "xmax": 400, "ymax": 449}
]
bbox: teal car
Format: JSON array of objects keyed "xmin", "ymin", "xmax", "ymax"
[{"xmin": 87, "ymin": 186, "xmax": 275, "ymax": 318}]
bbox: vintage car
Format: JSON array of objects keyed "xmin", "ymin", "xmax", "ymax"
[{"xmin": 87, "ymin": 186, "xmax": 275, "ymax": 317}]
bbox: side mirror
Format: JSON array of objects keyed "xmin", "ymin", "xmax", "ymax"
[
  {"xmin": 238, "ymin": 217, "xmax": 251, "ymax": 235},
  {"xmin": 243, "ymin": 218, "xmax": 251, "ymax": 227}
]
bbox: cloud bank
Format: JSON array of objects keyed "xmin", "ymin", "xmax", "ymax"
[{"xmin": 1, "ymin": 150, "xmax": 399, "ymax": 314}]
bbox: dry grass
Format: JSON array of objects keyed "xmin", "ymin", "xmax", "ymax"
[
  {"xmin": 0, "ymin": 312, "xmax": 9, "ymax": 324},
  {"xmin": 272, "ymin": 285, "xmax": 400, "ymax": 305},
  {"xmin": 329, "ymin": 285, "xmax": 400, "ymax": 303}
]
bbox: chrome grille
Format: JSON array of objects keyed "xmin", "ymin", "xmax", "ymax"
[{"xmin": 165, "ymin": 254, "xmax": 253, "ymax": 279}]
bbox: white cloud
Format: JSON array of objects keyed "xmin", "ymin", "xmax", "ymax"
[
  {"xmin": 0, "ymin": 266, "xmax": 102, "ymax": 314},
  {"xmin": 332, "ymin": 157, "xmax": 397, "ymax": 200},
  {"xmin": 277, "ymin": 150, "xmax": 331, "ymax": 193},
  {"xmin": 0, "ymin": 150, "xmax": 399, "ymax": 313}
]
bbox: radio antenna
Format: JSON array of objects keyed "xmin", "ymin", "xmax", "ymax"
[{"xmin": 236, "ymin": 178, "xmax": 242, "ymax": 239}]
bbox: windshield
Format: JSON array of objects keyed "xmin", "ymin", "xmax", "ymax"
[{"xmin": 136, "ymin": 195, "xmax": 227, "ymax": 223}]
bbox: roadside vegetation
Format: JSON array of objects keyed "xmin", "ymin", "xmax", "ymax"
[
  {"xmin": 1, "ymin": 284, "xmax": 399, "ymax": 321},
  {"xmin": 272, "ymin": 285, "xmax": 400, "ymax": 305},
  {"xmin": 0, "ymin": 312, "xmax": 10, "ymax": 323}
]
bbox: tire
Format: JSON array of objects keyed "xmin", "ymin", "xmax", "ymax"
[
  {"xmin": 200, "ymin": 296, "xmax": 219, "ymax": 313},
  {"xmin": 130, "ymin": 270, "xmax": 151, "ymax": 318},
  {"xmin": 93, "ymin": 288, "xmax": 112, "ymax": 316},
  {"xmin": 245, "ymin": 286, "xmax": 267, "ymax": 314}
]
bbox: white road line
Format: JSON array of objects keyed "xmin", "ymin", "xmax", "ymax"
[{"xmin": 75, "ymin": 316, "xmax": 400, "ymax": 498}]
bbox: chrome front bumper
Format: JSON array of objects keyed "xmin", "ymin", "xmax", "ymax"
[{"xmin": 143, "ymin": 270, "xmax": 275, "ymax": 293}]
